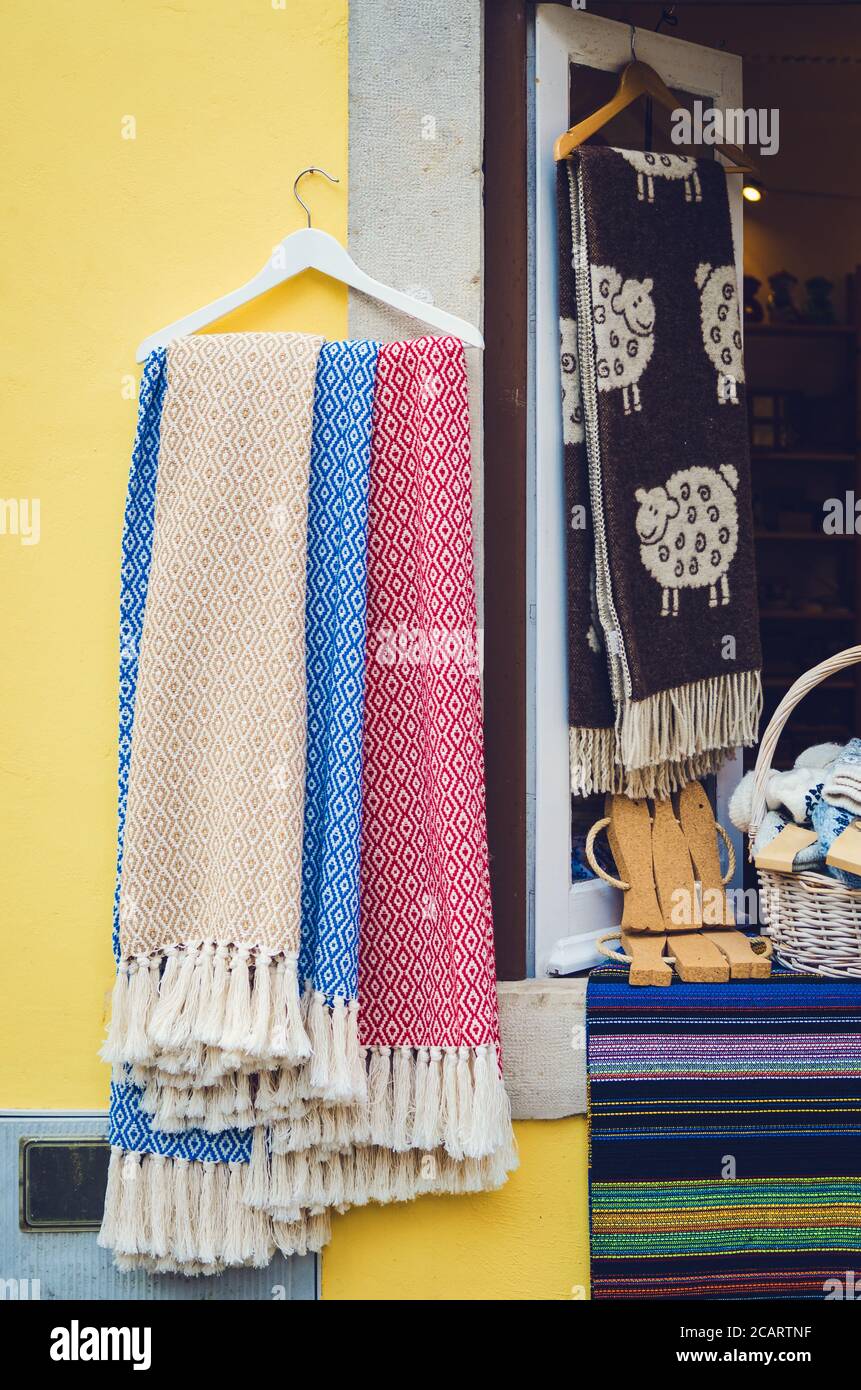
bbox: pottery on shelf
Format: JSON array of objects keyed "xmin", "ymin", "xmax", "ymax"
[
  {"xmin": 803, "ymin": 276, "xmax": 836, "ymax": 324},
  {"xmin": 744, "ymin": 274, "xmax": 764, "ymax": 323},
  {"xmin": 767, "ymin": 270, "xmax": 800, "ymax": 324}
]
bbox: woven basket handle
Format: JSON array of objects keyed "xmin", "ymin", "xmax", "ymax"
[{"xmin": 748, "ymin": 645, "xmax": 861, "ymax": 851}]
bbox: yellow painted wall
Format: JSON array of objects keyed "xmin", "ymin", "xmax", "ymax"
[
  {"xmin": 0, "ymin": 0, "xmax": 348, "ymax": 1110},
  {"xmin": 1, "ymin": 0, "xmax": 590, "ymax": 1301},
  {"xmin": 324, "ymin": 1119, "xmax": 591, "ymax": 1300}
]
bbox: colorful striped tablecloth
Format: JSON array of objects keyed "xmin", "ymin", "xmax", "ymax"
[{"xmin": 587, "ymin": 965, "xmax": 861, "ymax": 1300}]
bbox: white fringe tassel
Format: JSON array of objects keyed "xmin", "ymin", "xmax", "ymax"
[
  {"xmin": 266, "ymin": 1044, "xmax": 514, "ymax": 1170},
  {"xmin": 568, "ymin": 726, "xmax": 618, "ymax": 799},
  {"xmin": 102, "ymin": 943, "xmax": 312, "ymax": 1079},
  {"xmin": 570, "ymin": 669, "xmax": 762, "ymax": 799},
  {"xmin": 99, "ymin": 1148, "xmax": 278, "ymax": 1273},
  {"xmin": 622, "ymin": 747, "xmax": 732, "ymax": 801},
  {"xmin": 253, "ymin": 1134, "xmax": 518, "ymax": 1220},
  {"xmin": 114, "ymin": 1027, "xmax": 512, "ymax": 1163},
  {"xmin": 619, "ymin": 669, "xmax": 762, "ymax": 785},
  {"xmin": 101, "ymin": 1042, "xmax": 517, "ymax": 1270},
  {"xmin": 103, "ymin": 955, "xmax": 372, "ymax": 1133},
  {"xmin": 570, "ymin": 725, "xmax": 736, "ymax": 799}
]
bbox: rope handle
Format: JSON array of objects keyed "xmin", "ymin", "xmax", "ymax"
[
  {"xmin": 587, "ymin": 814, "xmax": 736, "ymax": 888},
  {"xmin": 584, "ymin": 819, "xmax": 630, "ymax": 891},
  {"xmin": 716, "ymin": 821, "xmax": 736, "ymax": 886},
  {"xmin": 596, "ymin": 931, "xmax": 676, "ymax": 966},
  {"xmin": 596, "ymin": 930, "xmax": 632, "ymax": 964},
  {"xmin": 748, "ymin": 645, "xmax": 861, "ymax": 851}
]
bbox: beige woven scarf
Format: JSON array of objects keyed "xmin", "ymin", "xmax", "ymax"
[{"xmin": 104, "ymin": 333, "xmax": 324, "ymax": 1089}]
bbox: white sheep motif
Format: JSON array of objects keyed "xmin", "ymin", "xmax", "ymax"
[
  {"xmin": 591, "ymin": 265, "xmax": 655, "ymax": 415},
  {"xmin": 618, "ymin": 151, "xmax": 702, "ymax": 205},
  {"xmin": 559, "ymin": 316, "xmax": 585, "ymax": 445},
  {"xmin": 696, "ymin": 262, "xmax": 745, "ymax": 405},
  {"xmin": 635, "ymin": 464, "xmax": 739, "ymax": 617}
]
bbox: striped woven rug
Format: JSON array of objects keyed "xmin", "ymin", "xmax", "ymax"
[{"xmin": 587, "ymin": 965, "xmax": 861, "ymax": 1300}]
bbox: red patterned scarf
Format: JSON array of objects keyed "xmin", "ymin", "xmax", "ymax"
[{"xmin": 357, "ymin": 336, "xmax": 514, "ymax": 1170}]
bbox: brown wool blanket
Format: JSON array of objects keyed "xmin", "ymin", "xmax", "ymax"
[{"xmin": 557, "ymin": 148, "xmax": 762, "ymax": 798}]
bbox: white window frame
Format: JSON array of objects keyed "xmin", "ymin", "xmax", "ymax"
[{"xmin": 530, "ymin": 5, "xmax": 745, "ymax": 976}]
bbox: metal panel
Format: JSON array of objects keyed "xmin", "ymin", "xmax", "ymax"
[
  {"xmin": 0, "ymin": 1114, "xmax": 315, "ymax": 1301},
  {"xmin": 19, "ymin": 1137, "xmax": 109, "ymax": 1231}
]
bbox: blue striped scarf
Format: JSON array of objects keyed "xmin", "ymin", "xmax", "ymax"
[{"xmin": 300, "ymin": 340, "xmax": 378, "ymax": 1003}]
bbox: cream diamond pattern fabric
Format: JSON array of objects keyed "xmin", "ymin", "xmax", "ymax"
[{"xmin": 119, "ymin": 333, "xmax": 323, "ymax": 957}]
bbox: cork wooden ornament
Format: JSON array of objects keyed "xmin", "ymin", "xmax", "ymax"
[
  {"xmin": 587, "ymin": 798, "xmax": 671, "ymax": 985},
  {"xmin": 701, "ymin": 927, "xmax": 772, "ymax": 979},
  {"xmin": 651, "ymin": 798, "xmax": 699, "ymax": 931},
  {"xmin": 651, "ymin": 798, "xmax": 730, "ymax": 982},
  {"xmin": 605, "ymin": 794, "xmax": 665, "ymax": 934},
  {"xmin": 620, "ymin": 929, "xmax": 673, "ymax": 987},
  {"xmin": 678, "ymin": 781, "xmax": 733, "ymax": 926},
  {"xmin": 678, "ymin": 780, "xmax": 771, "ymax": 979},
  {"xmin": 669, "ymin": 930, "xmax": 732, "ymax": 983}
]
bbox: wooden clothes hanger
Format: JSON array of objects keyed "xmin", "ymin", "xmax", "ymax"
[
  {"xmin": 554, "ymin": 27, "xmax": 757, "ymax": 175},
  {"xmin": 136, "ymin": 167, "xmax": 484, "ymax": 362}
]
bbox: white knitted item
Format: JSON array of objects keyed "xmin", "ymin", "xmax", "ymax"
[{"xmin": 823, "ymin": 739, "xmax": 861, "ymax": 817}]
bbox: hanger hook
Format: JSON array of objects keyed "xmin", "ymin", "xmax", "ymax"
[
  {"xmin": 292, "ymin": 166, "xmax": 340, "ymax": 229},
  {"xmin": 630, "ymin": 24, "xmax": 637, "ymax": 62}
]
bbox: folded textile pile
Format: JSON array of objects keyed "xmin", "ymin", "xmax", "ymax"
[
  {"xmin": 99, "ymin": 333, "xmax": 515, "ymax": 1274},
  {"xmin": 730, "ymin": 738, "xmax": 861, "ymax": 886},
  {"xmin": 588, "ymin": 964, "xmax": 861, "ymax": 1299},
  {"xmin": 556, "ymin": 148, "xmax": 762, "ymax": 799}
]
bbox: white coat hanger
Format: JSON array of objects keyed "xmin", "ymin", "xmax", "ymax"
[{"xmin": 135, "ymin": 167, "xmax": 484, "ymax": 362}]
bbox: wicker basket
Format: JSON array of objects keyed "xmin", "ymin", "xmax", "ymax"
[{"xmin": 750, "ymin": 645, "xmax": 861, "ymax": 980}]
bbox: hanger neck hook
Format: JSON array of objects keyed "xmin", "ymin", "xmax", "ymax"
[
  {"xmin": 630, "ymin": 24, "xmax": 637, "ymax": 62},
  {"xmin": 292, "ymin": 166, "xmax": 340, "ymax": 229}
]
